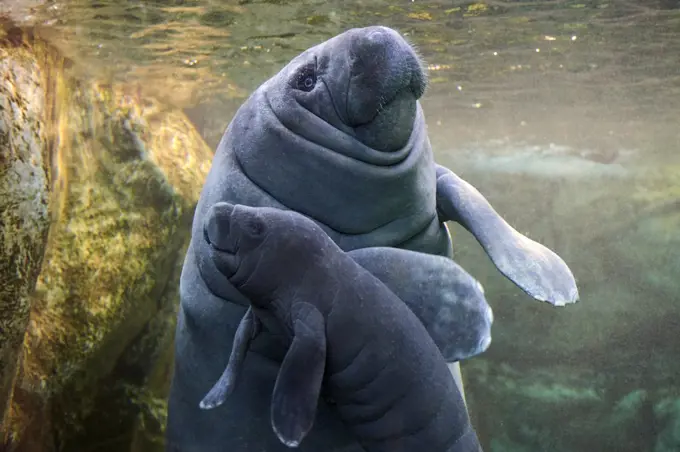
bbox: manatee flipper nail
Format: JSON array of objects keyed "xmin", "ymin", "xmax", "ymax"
[
  {"xmin": 200, "ymin": 307, "xmax": 261, "ymax": 410},
  {"xmin": 271, "ymin": 303, "xmax": 327, "ymax": 448},
  {"xmin": 435, "ymin": 164, "xmax": 579, "ymax": 306}
]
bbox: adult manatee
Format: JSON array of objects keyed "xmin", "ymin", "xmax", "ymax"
[{"xmin": 167, "ymin": 25, "xmax": 578, "ymax": 452}]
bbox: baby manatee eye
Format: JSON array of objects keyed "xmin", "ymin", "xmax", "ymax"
[{"xmin": 294, "ymin": 64, "xmax": 317, "ymax": 92}]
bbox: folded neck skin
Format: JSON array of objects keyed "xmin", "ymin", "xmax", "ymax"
[{"xmin": 226, "ymin": 26, "xmax": 436, "ymax": 237}]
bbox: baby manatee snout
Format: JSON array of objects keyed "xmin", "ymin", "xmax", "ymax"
[
  {"xmin": 204, "ymin": 202, "xmax": 235, "ymax": 252},
  {"xmin": 204, "ymin": 202, "xmax": 240, "ymax": 277}
]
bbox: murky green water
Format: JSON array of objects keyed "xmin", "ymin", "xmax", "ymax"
[
  {"xmin": 3, "ymin": 1, "xmax": 680, "ymax": 451},
  {"xmin": 19, "ymin": 0, "xmax": 680, "ymax": 152}
]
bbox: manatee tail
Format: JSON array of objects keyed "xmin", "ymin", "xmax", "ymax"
[{"xmin": 199, "ymin": 307, "xmax": 261, "ymax": 410}]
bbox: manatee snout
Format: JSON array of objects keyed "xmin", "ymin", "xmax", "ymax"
[
  {"xmin": 347, "ymin": 26, "xmax": 426, "ymax": 125},
  {"xmin": 349, "ymin": 26, "xmax": 425, "ymax": 101},
  {"xmin": 204, "ymin": 202, "xmax": 242, "ymax": 277},
  {"xmin": 345, "ymin": 27, "xmax": 427, "ymax": 151},
  {"xmin": 205, "ymin": 202, "xmax": 236, "ymax": 251}
]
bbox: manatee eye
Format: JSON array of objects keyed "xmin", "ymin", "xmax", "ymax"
[{"xmin": 295, "ymin": 64, "xmax": 317, "ymax": 92}]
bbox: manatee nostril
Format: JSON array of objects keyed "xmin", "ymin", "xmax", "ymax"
[
  {"xmin": 214, "ymin": 202, "xmax": 235, "ymax": 218},
  {"xmin": 203, "ymin": 222, "xmax": 211, "ymax": 244},
  {"xmin": 366, "ymin": 29, "xmax": 386, "ymax": 42}
]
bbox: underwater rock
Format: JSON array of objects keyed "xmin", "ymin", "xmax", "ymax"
[
  {"xmin": 1, "ymin": 24, "xmax": 212, "ymax": 452},
  {"xmin": 61, "ymin": 248, "xmax": 186, "ymax": 452},
  {"xmin": 0, "ymin": 34, "xmax": 51, "ymax": 441}
]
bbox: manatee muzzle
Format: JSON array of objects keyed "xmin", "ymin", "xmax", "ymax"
[
  {"xmin": 344, "ymin": 26, "xmax": 427, "ymax": 151},
  {"xmin": 346, "ymin": 26, "xmax": 426, "ymax": 127},
  {"xmin": 205, "ymin": 202, "xmax": 236, "ymax": 253}
]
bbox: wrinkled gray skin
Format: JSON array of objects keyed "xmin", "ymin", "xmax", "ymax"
[
  {"xmin": 167, "ymin": 26, "xmax": 578, "ymax": 452},
  {"xmin": 199, "ymin": 203, "xmax": 483, "ymax": 452}
]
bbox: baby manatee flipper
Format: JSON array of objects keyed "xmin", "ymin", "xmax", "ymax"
[
  {"xmin": 435, "ymin": 164, "xmax": 579, "ymax": 306},
  {"xmin": 199, "ymin": 307, "xmax": 262, "ymax": 410},
  {"xmin": 271, "ymin": 302, "xmax": 327, "ymax": 448}
]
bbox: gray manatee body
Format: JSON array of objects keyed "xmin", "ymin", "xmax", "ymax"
[
  {"xmin": 167, "ymin": 25, "xmax": 578, "ymax": 452},
  {"xmin": 199, "ymin": 202, "xmax": 483, "ymax": 452}
]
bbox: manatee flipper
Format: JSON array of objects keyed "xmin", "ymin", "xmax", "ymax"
[
  {"xmin": 199, "ymin": 307, "xmax": 262, "ymax": 410},
  {"xmin": 435, "ymin": 164, "xmax": 579, "ymax": 306},
  {"xmin": 348, "ymin": 246, "xmax": 492, "ymax": 362},
  {"xmin": 271, "ymin": 303, "xmax": 327, "ymax": 448}
]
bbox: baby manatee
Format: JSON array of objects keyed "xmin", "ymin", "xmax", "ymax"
[{"xmin": 200, "ymin": 202, "xmax": 483, "ymax": 452}]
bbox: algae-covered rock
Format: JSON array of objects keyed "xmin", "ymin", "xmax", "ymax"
[
  {"xmin": 127, "ymin": 251, "xmax": 184, "ymax": 452},
  {"xmin": 57, "ymin": 244, "xmax": 186, "ymax": 452},
  {"xmin": 0, "ymin": 28, "xmax": 51, "ymax": 441},
  {"xmin": 1, "ymin": 23, "xmax": 213, "ymax": 452}
]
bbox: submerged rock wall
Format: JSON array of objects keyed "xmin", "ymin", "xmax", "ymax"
[
  {"xmin": 0, "ymin": 22, "xmax": 212, "ymax": 452},
  {"xmin": 0, "ymin": 26, "xmax": 51, "ymax": 440}
]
